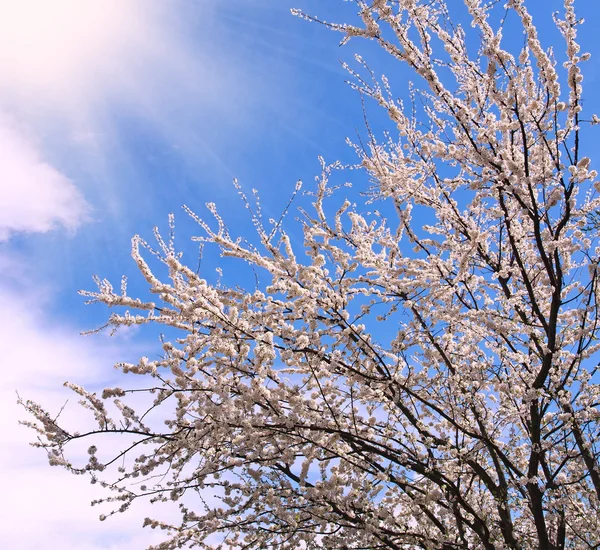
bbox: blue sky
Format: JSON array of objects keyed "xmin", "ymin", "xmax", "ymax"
[{"xmin": 1, "ymin": 1, "xmax": 600, "ymax": 548}]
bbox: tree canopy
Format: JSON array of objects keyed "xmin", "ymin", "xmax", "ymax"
[{"xmin": 21, "ymin": 0, "xmax": 600, "ymax": 548}]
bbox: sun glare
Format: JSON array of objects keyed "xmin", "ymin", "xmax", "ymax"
[{"xmin": 0, "ymin": 0, "xmax": 143, "ymax": 97}]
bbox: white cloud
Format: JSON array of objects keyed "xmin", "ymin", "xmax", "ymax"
[
  {"xmin": 0, "ymin": 466, "xmax": 167, "ymax": 550},
  {"xmin": 0, "ymin": 268, "xmax": 173, "ymax": 549},
  {"xmin": 0, "ymin": 121, "xmax": 89, "ymax": 240}
]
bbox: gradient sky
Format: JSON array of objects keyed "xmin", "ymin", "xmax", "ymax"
[{"xmin": 1, "ymin": 1, "xmax": 600, "ymax": 548}]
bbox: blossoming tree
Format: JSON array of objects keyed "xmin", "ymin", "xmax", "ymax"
[{"xmin": 21, "ymin": 0, "xmax": 600, "ymax": 548}]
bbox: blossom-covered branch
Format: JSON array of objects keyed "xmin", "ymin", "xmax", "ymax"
[{"xmin": 21, "ymin": 0, "xmax": 600, "ymax": 548}]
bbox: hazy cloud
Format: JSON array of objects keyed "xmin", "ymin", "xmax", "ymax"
[{"xmin": 0, "ymin": 122, "xmax": 89, "ymax": 240}]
